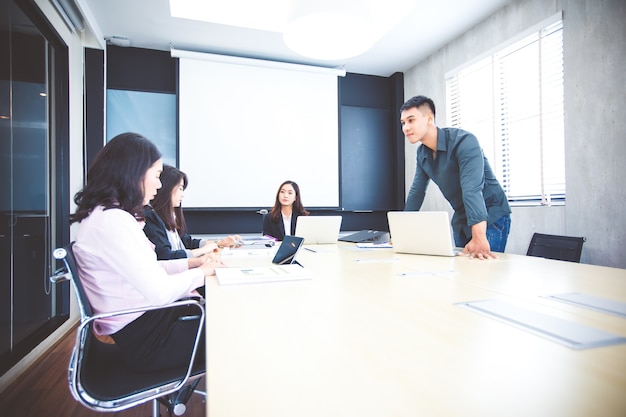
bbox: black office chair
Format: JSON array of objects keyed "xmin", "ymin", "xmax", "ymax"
[
  {"xmin": 50, "ymin": 243, "xmax": 206, "ymax": 417},
  {"xmin": 526, "ymin": 233, "xmax": 586, "ymax": 263}
]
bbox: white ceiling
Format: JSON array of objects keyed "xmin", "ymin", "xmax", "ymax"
[{"xmin": 77, "ymin": 0, "xmax": 514, "ymax": 77}]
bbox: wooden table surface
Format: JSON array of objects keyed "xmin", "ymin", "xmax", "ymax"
[{"xmin": 205, "ymin": 245, "xmax": 626, "ymax": 417}]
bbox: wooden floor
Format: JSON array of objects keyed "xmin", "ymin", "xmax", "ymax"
[{"xmin": 0, "ymin": 327, "xmax": 206, "ymax": 417}]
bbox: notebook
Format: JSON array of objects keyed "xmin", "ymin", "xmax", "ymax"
[
  {"xmin": 215, "ymin": 264, "xmax": 313, "ymax": 285},
  {"xmin": 215, "ymin": 236, "xmax": 309, "ymax": 285},
  {"xmin": 387, "ymin": 211, "xmax": 460, "ymax": 257},
  {"xmin": 295, "ymin": 216, "xmax": 342, "ymax": 244}
]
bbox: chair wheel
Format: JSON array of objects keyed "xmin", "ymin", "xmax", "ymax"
[{"xmin": 173, "ymin": 403, "xmax": 187, "ymax": 415}]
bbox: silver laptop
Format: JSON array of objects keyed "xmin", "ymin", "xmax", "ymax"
[
  {"xmin": 295, "ymin": 216, "xmax": 342, "ymax": 245},
  {"xmin": 387, "ymin": 211, "xmax": 460, "ymax": 256}
]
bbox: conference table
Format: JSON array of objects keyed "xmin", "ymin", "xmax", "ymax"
[{"xmin": 204, "ymin": 243, "xmax": 626, "ymax": 417}]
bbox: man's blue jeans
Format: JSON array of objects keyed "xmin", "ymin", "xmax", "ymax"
[{"xmin": 454, "ymin": 214, "xmax": 511, "ymax": 253}]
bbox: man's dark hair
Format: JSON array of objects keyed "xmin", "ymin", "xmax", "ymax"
[{"xmin": 400, "ymin": 95, "xmax": 436, "ymax": 118}]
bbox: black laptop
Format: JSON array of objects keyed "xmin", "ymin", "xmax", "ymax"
[{"xmin": 338, "ymin": 230, "xmax": 389, "ymax": 243}]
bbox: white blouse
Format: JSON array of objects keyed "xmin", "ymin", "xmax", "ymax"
[
  {"xmin": 282, "ymin": 213, "xmax": 292, "ymax": 236},
  {"xmin": 73, "ymin": 206, "xmax": 205, "ymax": 335}
]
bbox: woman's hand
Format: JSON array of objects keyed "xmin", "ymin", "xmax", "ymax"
[
  {"xmin": 217, "ymin": 235, "xmax": 244, "ymax": 248},
  {"xmin": 201, "ymin": 242, "xmax": 219, "ymax": 255},
  {"xmin": 190, "ymin": 241, "xmax": 219, "ymax": 258},
  {"xmin": 198, "ymin": 257, "xmax": 226, "ymax": 277},
  {"xmin": 188, "ymin": 252, "xmax": 218, "ymax": 268}
]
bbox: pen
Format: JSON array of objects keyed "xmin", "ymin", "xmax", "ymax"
[{"xmin": 304, "ymin": 247, "xmax": 317, "ymax": 253}]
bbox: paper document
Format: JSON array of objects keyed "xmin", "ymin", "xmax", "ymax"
[
  {"xmin": 239, "ymin": 237, "xmax": 277, "ymax": 247},
  {"xmin": 215, "ymin": 264, "xmax": 313, "ymax": 285},
  {"xmin": 356, "ymin": 242, "xmax": 392, "ymax": 248}
]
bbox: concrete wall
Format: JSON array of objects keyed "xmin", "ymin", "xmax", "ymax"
[{"xmin": 402, "ymin": 0, "xmax": 626, "ymax": 268}]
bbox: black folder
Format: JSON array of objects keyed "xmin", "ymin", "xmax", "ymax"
[{"xmin": 338, "ymin": 230, "xmax": 389, "ymax": 243}]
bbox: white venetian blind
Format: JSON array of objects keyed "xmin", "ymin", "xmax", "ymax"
[{"xmin": 446, "ymin": 16, "xmax": 564, "ymax": 205}]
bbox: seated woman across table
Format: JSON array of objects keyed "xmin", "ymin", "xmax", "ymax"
[
  {"xmin": 262, "ymin": 180, "xmax": 309, "ymax": 240},
  {"xmin": 144, "ymin": 164, "xmax": 242, "ymax": 261},
  {"xmin": 70, "ymin": 132, "xmax": 224, "ymax": 372}
]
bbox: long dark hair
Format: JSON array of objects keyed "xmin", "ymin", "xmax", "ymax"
[
  {"xmin": 69, "ymin": 132, "xmax": 162, "ymax": 224},
  {"xmin": 149, "ymin": 165, "xmax": 189, "ymax": 236},
  {"xmin": 269, "ymin": 180, "xmax": 309, "ymax": 222}
]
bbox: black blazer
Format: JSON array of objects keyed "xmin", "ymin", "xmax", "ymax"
[
  {"xmin": 143, "ymin": 206, "xmax": 201, "ymax": 260},
  {"xmin": 262, "ymin": 213, "xmax": 300, "ymax": 241}
]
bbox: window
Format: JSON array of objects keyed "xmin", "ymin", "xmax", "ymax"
[
  {"xmin": 106, "ymin": 89, "xmax": 177, "ymax": 166},
  {"xmin": 446, "ymin": 15, "xmax": 564, "ymax": 205}
]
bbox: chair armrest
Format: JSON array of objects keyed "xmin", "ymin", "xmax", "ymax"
[
  {"xmin": 76, "ymin": 299, "xmax": 205, "ymax": 387},
  {"xmin": 84, "ymin": 298, "xmax": 204, "ymax": 322}
]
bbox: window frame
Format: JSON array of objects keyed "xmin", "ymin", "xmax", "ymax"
[{"xmin": 445, "ymin": 12, "xmax": 564, "ymax": 207}]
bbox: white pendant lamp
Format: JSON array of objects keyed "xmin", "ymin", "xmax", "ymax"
[{"xmin": 283, "ymin": 0, "xmax": 376, "ymax": 60}]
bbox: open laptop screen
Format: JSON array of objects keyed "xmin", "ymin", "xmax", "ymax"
[
  {"xmin": 387, "ymin": 211, "xmax": 458, "ymax": 257},
  {"xmin": 295, "ymin": 216, "xmax": 342, "ymax": 244}
]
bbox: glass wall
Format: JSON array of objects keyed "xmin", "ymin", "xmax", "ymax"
[{"xmin": 0, "ymin": 0, "xmax": 69, "ymax": 375}]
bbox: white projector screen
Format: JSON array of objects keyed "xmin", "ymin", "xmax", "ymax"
[{"xmin": 178, "ymin": 56, "xmax": 340, "ymax": 208}]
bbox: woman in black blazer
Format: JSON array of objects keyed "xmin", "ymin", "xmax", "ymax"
[
  {"xmin": 144, "ymin": 165, "xmax": 240, "ymax": 261},
  {"xmin": 262, "ymin": 180, "xmax": 309, "ymax": 240}
]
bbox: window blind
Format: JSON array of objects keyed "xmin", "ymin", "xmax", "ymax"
[{"xmin": 446, "ymin": 19, "xmax": 564, "ymax": 205}]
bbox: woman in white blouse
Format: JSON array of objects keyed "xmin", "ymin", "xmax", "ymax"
[
  {"xmin": 70, "ymin": 132, "xmax": 223, "ymax": 372},
  {"xmin": 262, "ymin": 180, "xmax": 309, "ymax": 240}
]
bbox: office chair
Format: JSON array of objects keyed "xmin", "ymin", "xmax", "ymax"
[
  {"xmin": 50, "ymin": 243, "xmax": 206, "ymax": 417},
  {"xmin": 526, "ymin": 233, "xmax": 586, "ymax": 263}
]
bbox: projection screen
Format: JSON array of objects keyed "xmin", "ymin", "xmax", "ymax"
[{"xmin": 177, "ymin": 52, "xmax": 342, "ymax": 208}]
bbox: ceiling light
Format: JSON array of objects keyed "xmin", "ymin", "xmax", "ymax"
[
  {"xmin": 283, "ymin": 1, "xmax": 376, "ymax": 60},
  {"xmin": 168, "ymin": 0, "xmax": 420, "ymax": 61}
]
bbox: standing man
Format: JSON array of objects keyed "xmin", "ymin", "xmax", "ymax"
[{"xmin": 400, "ymin": 95, "xmax": 511, "ymax": 259}]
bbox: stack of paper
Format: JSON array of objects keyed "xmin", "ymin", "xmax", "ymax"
[
  {"xmin": 215, "ymin": 264, "xmax": 313, "ymax": 285},
  {"xmin": 356, "ymin": 242, "xmax": 393, "ymax": 248},
  {"xmin": 240, "ymin": 237, "xmax": 277, "ymax": 247}
]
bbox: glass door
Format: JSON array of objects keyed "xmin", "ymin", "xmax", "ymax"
[{"xmin": 0, "ymin": 0, "xmax": 69, "ymax": 375}]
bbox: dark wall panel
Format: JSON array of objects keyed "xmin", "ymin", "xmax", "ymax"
[
  {"xmin": 340, "ymin": 106, "xmax": 394, "ymax": 210},
  {"xmin": 339, "ymin": 72, "xmax": 391, "ymax": 108},
  {"xmin": 107, "ymin": 46, "xmax": 176, "ymax": 93},
  {"xmin": 85, "ymin": 47, "xmax": 104, "ymax": 172}
]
